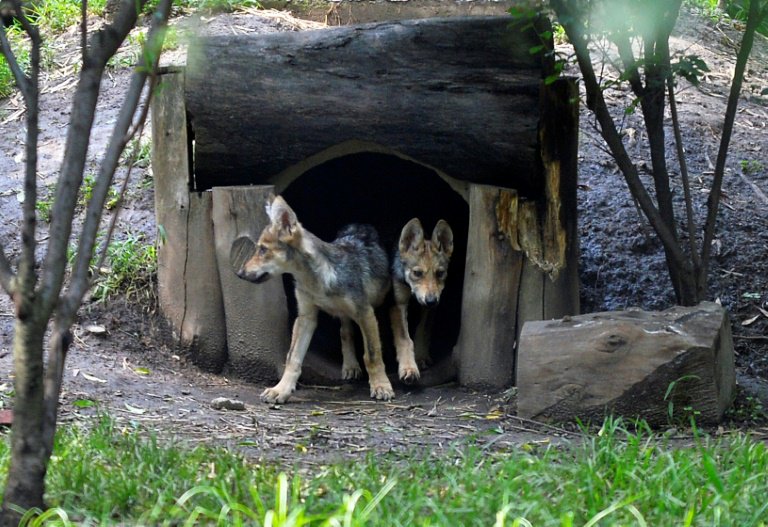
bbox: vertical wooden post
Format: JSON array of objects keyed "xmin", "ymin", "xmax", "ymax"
[
  {"xmin": 455, "ymin": 184, "xmax": 523, "ymax": 389},
  {"xmin": 152, "ymin": 71, "xmax": 227, "ymax": 372},
  {"xmin": 211, "ymin": 186, "xmax": 290, "ymax": 382},
  {"xmin": 540, "ymin": 78, "xmax": 580, "ymax": 320}
]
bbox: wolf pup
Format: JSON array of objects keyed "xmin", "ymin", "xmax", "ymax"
[
  {"xmin": 390, "ymin": 218, "xmax": 454, "ymax": 383},
  {"xmin": 235, "ymin": 194, "xmax": 394, "ymax": 404}
]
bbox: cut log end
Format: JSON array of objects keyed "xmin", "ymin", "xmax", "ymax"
[{"xmin": 230, "ymin": 236, "xmax": 256, "ymax": 273}]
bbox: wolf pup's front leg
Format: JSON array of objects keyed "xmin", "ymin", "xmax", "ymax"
[
  {"xmin": 390, "ymin": 218, "xmax": 454, "ymax": 382},
  {"xmin": 261, "ymin": 298, "xmax": 318, "ymax": 404},
  {"xmin": 357, "ymin": 306, "xmax": 395, "ymax": 400}
]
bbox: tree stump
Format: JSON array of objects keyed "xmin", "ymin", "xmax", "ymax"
[
  {"xmin": 211, "ymin": 186, "xmax": 290, "ymax": 383},
  {"xmin": 517, "ymin": 302, "xmax": 735, "ymax": 425}
]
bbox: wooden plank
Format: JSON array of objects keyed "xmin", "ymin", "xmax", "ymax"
[
  {"xmin": 186, "ymin": 16, "xmax": 552, "ymax": 194},
  {"xmin": 455, "ymin": 184, "xmax": 523, "ymax": 389},
  {"xmin": 211, "ymin": 186, "xmax": 290, "ymax": 383},
  {"xmin": 152, "ymin": 72, "xmax": 227, "ymax": 372}
]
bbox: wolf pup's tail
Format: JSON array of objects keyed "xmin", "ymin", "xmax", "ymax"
[{"xmin": 335, "ymin": 224, "xmax": 382, "ymax": 246}]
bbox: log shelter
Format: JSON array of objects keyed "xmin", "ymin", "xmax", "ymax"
[{"xmin": 151, "ymin": 13, "xmax": 579, "ymax": 389}]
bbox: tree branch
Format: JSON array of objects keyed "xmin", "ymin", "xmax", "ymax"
[
  {"xmin": 64, "ymin": 3, "xmax": 171, "ymax": 321},
  {"xmin": 36, "ymin": 0, "xmax": 150, "ymax": 316},
  {"xmin": 0, "ymin": 246, "xmax": 16, "ymax": 296},
  {"xmin": 667, "ymin": 76, "xmax": 701, "ymax": 272},
  {"xmin": 0, "ymin": 27, "xmax": 31, "ymax": 98},
  {"xmin": 44, "ymin": 0, "xmax": 172, "ymax": 458},
  {"xmin": 551, "ymin": 0, "xmax": 689, "ymax": 272},
  {"xmin": 701, "ymin": 0, "xmax": 767, "ymax": 275}
]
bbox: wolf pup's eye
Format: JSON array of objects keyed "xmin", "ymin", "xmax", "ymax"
[
  {"xmin": 435, "ymin": 270, "xmax": 446, "ymax": 279},
  {"xmin": 257, "ymin": 244, "xmax": 268, "ymax": 256},
  {"xmin": 411, "ymin": 269, "xmax": 424, "ymax": 279}
]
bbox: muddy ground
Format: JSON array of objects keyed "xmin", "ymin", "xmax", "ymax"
[{"xmin": 0, "ymin": 6, "xmax": 767, "ymax": 465}]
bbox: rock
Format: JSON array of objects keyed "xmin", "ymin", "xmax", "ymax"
[{"xmin": 210, "ymin": 397, "xmax": 246, "ymax": 411}]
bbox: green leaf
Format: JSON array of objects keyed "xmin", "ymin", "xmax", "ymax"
[
  {"xmin": 73, "ymin": 399, "xmax": 96, "ymax": 408},
  {"xmin": 672, "ymin": 54, "xmax": 711, "ymax": 86},
  {"xmin": 702, "ymin": 453, "xmax": 725, "ymax": 493}
]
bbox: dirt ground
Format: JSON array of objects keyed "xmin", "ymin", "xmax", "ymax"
[{"xmin": 0, "ymin": 6, "xmax": 767, "ymax": 465}]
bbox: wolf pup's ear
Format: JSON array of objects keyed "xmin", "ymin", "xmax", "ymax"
[
  {"xmin": 267, "ymin": 195, "xmax": 299, "ymax": 240},
  {"xmin": 265, "ymin": 193, "xmax": 277, "ymax": 220},
  {"xmin": 432, "ymin": 220, "xmax": 453, "ymax": 258},
  {"xmin": 399, "ymin": 218, "xmax": 425, "ymax": 254}
]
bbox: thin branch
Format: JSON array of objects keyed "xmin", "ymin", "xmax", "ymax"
[
  {"xmin": 81, "ymin": 0, "xmax": 88, "ymax": 63},
  {"xmin": 613, "ymin": 32, "xmax": 645, "ymax": 97},
  {"xmin": 92, "ymin": 102, "xmax": 152, "ymax": 279},
  {"xmin": 0, "ymin": 27, "xmax": 31, "ymax": 98},
  {"xmin": 44, "ymin": 0, "xmax": 173, "ymax": 455},
  {"xmin": 63, "ymin": 3, "xmax": 171, "ymax": 320},
  {"xmin": 0, "ymin": 246, "xmax": 16, "ymax": 296},
  {"xmin": 551, "ymin": 0, "xmax": 689, "ymax": 272},
  {"xmin": 36, "ymin": 0, "xmax": 150, "ymax": 316},
  {"xmin": 667, "ymin": 77, "xmax": 700, "ymax": 270},
  {"xmin": 7, "ymin": 0, "xmax": 43, "ymax": 311},
  {"xmin": 701, "ymin": 0, "xmax": 766, "ymax": 273}
]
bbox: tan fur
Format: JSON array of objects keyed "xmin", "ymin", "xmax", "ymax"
[
  {"xmin": 390, "ymin": 218, "xmax": 453, "ymax": 383},
  {"xmin": 237, "ymin": 194, "xmax": 394, "ymax": 403}
]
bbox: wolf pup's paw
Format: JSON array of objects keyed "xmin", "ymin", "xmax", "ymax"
[
  {"xmin": 398, "ymin": 364, "xmax": 421, "ymax": 384},
  {"xmin": 341, "ymin": 364, "xmax": 363, "ymax": 380},
  {"xmin": 261, "ymin": 386, "xmax": 292, "ymax": 404},
  {"xmin": 370, "ymin": 382, "xmax": 395, "ymax": 401}
]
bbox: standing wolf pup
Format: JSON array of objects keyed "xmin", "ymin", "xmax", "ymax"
[
  {"xmin": 235, "ymin": 194, "xmax": 394, "ymax": 404},
  {"xmin": 390, "ymin": 218, "xmax": 454, "ymax": 383}
]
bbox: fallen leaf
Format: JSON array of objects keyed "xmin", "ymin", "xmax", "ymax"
[
  {"xmin": 85, "ymin": 324, "xmax": 107, "ymax": 335},
  {"xmin": 82, "ymin": 372, "xmax": 107, "ymax": 383},
  {"xmin": 134, "ymin": 367, "xmax": 151, "ymax": 376},
  {"xmin": 124, "ymin": 403, "xmax": 146, "ymax": 414},
  {"xmin": 73, "ymin": 399, "xmax": 96, "ymax": 408},
  {"xmin": 0, "ymin": 409, "xmax": 12, "ymax": 426},
  {"xmin": 742, "ymin": 314, "xmax": 760, "ymax": 326}
]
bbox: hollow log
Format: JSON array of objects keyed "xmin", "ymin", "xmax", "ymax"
[
  {"xmin": 185, "ymin": 15, "xmax": 553, "ymax": 195},
  {"xmin": 152, "ymin": 72, "xmax": 227, "ymax": 372},
  {"xmin": 517, "ymin": 302, "xmax": 736, "ymax": 425}
]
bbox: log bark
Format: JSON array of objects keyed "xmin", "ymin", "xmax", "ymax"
[
  {"xmin": 185, "ymin": 16, "xmax": 552, "ymax": 195},
  {"xmin": 540, "ymin": 78, "xmax": 580, "ymax": 320},
  {"xmin": 211, "ymin": 186, "xmax": 290, "ymax": 382},
  {"xmin": 152, "ymin": 72, "xmax": 227, "ymax": 372},
  {"xmin": 517, "ymin": 301, "xmax": 736, "ymax": 425}
]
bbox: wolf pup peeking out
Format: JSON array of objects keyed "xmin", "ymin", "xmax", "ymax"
[
  {"xmin": 235, "ymin": 194, "xmax": 394, "ymax": 404},
  {"xmin": 390, "ymin": 218, "xmax": 454, "ymax": 383}
]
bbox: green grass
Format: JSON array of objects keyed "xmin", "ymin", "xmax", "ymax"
[
  {"xmin": 90, "ymin": 232, "xmax": 157, "ymax": 302},
  {"xmin": 1, "ymin": 416, "xmax": 768, "ymax": 525}
]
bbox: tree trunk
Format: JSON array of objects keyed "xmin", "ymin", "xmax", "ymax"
[{"xmin": 1, "ymin": 318, "xmax": 48, "ymax": 522}]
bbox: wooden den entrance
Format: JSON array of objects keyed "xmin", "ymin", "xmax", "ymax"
[{"xmin": 151, "ymin": 15, "xmax": 579, "ymax": 389}]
